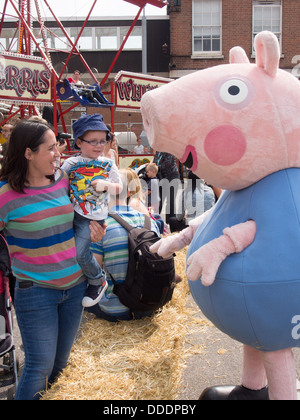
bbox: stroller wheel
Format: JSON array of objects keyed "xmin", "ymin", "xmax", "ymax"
[
  {"xmin": 3, "ymin": 352, "xmax": 19, "ymax": 372},
  {"xmin": 0, "ymin": 335, "xmax": 13, "ymax": 358},
  {"xmin": 6, "ymin": 384, "xmax": 16, "ymax": 400},
  {"xmin": 0, "ymin": 371, "xmax": 15, "ymax": 387},
  {"xmin": 0, "ymin": 351, "xmax": 19, "ymax": 387}
]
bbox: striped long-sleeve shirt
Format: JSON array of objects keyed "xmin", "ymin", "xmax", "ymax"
[
  {"xmin": 91, "ymin": 205, "xmax": 159, "ymax": 317},
  {"xmin": 0, "ymin": 170, "xmax": 84, "ymax": 289}
]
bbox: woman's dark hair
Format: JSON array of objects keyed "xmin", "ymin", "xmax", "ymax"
[{"xmin": 0, "ymin": 119, "xmax": 52, "ymax": 193}]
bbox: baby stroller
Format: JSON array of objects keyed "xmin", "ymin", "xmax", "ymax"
[{"xmin": 0, "ymin": 234, "xmax": 18, "ymax": 396}]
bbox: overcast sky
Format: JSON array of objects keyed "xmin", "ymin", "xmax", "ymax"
[{"xmin": 5, "ymin": 0, "xmax": 167, "ymax": 19}]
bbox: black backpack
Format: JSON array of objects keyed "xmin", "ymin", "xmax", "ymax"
[{"xmin": 108, "ymin": 212, "xmax": 177, "ymax": 312}]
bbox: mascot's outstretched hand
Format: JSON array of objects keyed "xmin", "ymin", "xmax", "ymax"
[
  {"xmin": 187, "ymin": 220, "xmax": 257, "ymax": 285},
  {"xmin": 150, "ymin": 211, "xmax": 210, "ymax": 258}
]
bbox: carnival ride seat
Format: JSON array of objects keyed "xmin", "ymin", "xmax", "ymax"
[{"xmin": 56, "ymin": 79, "xmax": 114, "ymax": 108}]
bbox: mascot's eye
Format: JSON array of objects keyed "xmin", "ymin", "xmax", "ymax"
[
  {"xmin": 219, "ymin": 79, "xmax": 249, "ymax": 104},
  {"xmin": 215, "ymin": 77, "xmax": 254, "ymax": 110}
]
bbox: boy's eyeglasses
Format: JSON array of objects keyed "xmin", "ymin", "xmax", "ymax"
[{"xmin": 78, "ymin": 138, "xmax": 107, "ymax": 146}]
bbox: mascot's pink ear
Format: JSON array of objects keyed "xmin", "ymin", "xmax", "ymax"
[
  {"xmin": 229, "ymin": 47, "xmax": 250, "ymax": 64},
  {"xmin": 254, "ymin": 31, "xmax": 280, "ymax": 78}
]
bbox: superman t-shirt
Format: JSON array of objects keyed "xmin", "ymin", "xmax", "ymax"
[{"xmin": 61, "ymin": 156, "xmax": 121, "ymax": 220}]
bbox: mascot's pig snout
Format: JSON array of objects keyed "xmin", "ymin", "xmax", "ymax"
[{"xmin": 141, "ymin": 80, "xmax": 199, "ymax": 172}]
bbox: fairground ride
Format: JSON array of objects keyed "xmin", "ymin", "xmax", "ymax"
[{"xmin": 0, "ymin": 0, "xmax": 167, "ymax": 149}]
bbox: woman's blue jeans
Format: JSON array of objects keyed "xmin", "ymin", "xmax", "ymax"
[{"xmin": 14, "ymin": 280, "xmax": 87, "ymax": 400}]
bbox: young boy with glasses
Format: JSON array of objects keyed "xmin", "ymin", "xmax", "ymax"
[{"xmin": 61, "ymin": 114, "xmax": 122, "ymax": 307}]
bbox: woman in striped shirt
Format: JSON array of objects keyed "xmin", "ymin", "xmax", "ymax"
[{"xmin": 0, "ymin": 120, "xmax": 102, "ymax": 400}]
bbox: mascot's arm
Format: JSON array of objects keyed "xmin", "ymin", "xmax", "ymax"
[
  {"xmin": 187, "ymin": 220, "xmax": 257, "ymax": 286},
  {"xmin": 150, "ymin": 210, "xmax": 211, "ymax": 258}
]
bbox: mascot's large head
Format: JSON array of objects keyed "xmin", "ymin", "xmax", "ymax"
[{"xmin": 141, "ymin": 31, "xmax": 300, "ymax": 191}]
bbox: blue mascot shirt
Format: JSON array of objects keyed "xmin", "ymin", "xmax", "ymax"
[{"xmin": 188, "ymin": 168, "xmax": 300, "ymax": 351}]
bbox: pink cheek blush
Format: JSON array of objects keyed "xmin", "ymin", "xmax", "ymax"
[{"xmin": 204, "ymin": 125, "xmax": 247, "ymax": 166}]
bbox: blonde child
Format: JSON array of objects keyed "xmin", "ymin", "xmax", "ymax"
[{"xmin": 145, "ymin": 162, "xmax": 160, "ymax": 213}]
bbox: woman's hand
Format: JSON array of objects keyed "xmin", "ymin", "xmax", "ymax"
[{"xmin": 89, "ymin": 221, "xmax": 107, "ymax": 243}]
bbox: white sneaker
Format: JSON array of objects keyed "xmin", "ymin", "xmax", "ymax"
[{"xmin": 82, "ymin": 280, "xmax": 108, "ymax": 308}]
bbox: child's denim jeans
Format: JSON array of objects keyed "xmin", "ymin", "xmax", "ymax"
[{"xmin": 73, "ymin": 212, "xmax": 105, "ymax": 285}]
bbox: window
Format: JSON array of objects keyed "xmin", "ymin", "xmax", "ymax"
[
  {"xmin": 32, "ymin": 28, "xmax": 52, "ymax": 52},
  {"xmin": 96, "ymin": 26, "xmax": 142, "ymax": 51},
  {"xmin": 70, "ymin": 27, "xmax": 93, "ymax": 50},
  {"xmin": 0, "ymin": 38, "xmax": 5, "ymax": 51},
  {"xmin": 0, "ymin": 28, "xmax": 19, "ymax": 52},
  {"xmin": 96, "ymin": 27, "xmax": 118, "ymax": 50},
  {"xmin": 193, "ymin": 0, "xmax": 222, "ymax": 56},
  {"xmin": 253, "ymin": 0, "xmax": 282, "ymax": 53},
  {"xmin": 50, "ymin": 27, "xmax": 69, "ymax": 51},
  {"xmin": 121, "ymin": 27, "xmax": 142, "ymax": 50},
  {"xmin": 0, "ymin": 24, "xmax": 142, "ymax": 53}
]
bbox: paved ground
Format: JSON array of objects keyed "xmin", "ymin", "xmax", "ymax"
[
  {"xmin": 178, "ymin": 295, "xmax": 244, "ymax": 399},
  {"xmin": 178, "ymin": 295, "xmax": 300, "ymax": 400}
]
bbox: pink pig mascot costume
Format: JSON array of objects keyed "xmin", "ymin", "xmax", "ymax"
[{"xmin": 141, "ymin": 31, "xmax": 300, "ymax": 400}]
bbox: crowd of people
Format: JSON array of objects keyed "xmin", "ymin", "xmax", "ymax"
[{"xmin": 0, "ymin": 99, "xmax": 219, "ymax": 399}]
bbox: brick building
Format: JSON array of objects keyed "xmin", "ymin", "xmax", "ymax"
[{"xmin": 168, "ymin": 0, "xmax": 300, "ymax": 78}]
